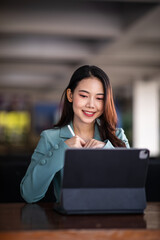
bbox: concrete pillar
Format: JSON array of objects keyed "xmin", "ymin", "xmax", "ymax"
[{"xmin": 133, "ymin": 79, "xmax": 159, "ymax": 157}]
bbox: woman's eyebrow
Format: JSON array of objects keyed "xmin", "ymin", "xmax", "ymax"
[
  {"xmin": 79, "ymin": 90, "xmax": 104, "ymax": 95},
  {"xmin": 79, "ymin": 90, "xmax": 89, "ymax": 94}
]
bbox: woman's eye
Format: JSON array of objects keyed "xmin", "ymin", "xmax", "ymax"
[
  {"xmin": 97, "ymin": 98, "xmax": 104, "ymax": 101},
  {"xmin": 80, "ymin": 94, "xmax": 87, "ymax": 98}
]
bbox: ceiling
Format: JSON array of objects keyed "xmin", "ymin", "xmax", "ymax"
[{"xmin": 0, "ymin": 0, "xmax": 160, "ymax": 100}]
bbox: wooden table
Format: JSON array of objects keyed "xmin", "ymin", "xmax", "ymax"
[{"xmin": 0, "ymin": 202, "xmax": 160, "ymax": 239}]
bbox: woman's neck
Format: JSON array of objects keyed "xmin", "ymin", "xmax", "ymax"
[{"xmin": 73, "ymin": 120, "xmax": 95, "ymax": 142}]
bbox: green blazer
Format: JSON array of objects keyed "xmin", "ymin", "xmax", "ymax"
[{"xmin": 20, "ymin": 123, "xmax": 130, "ymax": 203}]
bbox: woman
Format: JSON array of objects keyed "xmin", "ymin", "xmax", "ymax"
[{"xmin": 20, "ymin": 65, "xmax": 130, "ymax": 203}]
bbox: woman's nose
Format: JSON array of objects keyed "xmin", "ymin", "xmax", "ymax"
[{"xmin": 86, "ymin": 97, "xmax": 95, "ymax": 108}]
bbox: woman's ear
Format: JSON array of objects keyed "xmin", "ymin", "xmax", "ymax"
[{"xmin": 66, "ymin": 88, "xmax": 73, "ymax": 102}]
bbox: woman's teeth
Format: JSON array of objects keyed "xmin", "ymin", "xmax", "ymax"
[{"xmin": 83, "ymin": 111, "xmax": 95, "ymax": 116}]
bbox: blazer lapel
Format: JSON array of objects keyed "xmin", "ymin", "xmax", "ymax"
[
  {"xmin": 94, "ymin": 123, "xmax": 102, "ymax": 141},
  {"xmin": 59, "ymin": 122, "xmax": 101, "ymax": 141},
  {"xmin": 59, "ymin": 123, "xmax": 74, "ymax": 139}
]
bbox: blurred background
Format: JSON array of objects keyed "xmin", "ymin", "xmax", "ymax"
[{"xmin": 0, "ymin": 0, "xmax": 160, "ymax": 202}]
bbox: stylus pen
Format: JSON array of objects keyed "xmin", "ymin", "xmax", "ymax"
[{"xmin": 67, "ymin": 125, "xmax": 75, "ymax": 136}]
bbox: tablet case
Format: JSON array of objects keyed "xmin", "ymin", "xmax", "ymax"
[{"xmin": 54, "ymin": 148, "xmax": 149, "ymax": 214}]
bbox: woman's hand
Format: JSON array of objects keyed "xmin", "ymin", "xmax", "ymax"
[
  {"xmin": 65, "ymin": 136, "xmax": 105, "ymax": 149},
  {"xmin": 84, "ymin": 139, "xmax": 105, "ymax": 148},
  {"xmin": 65, "ymin": 135, "xmax": 86, "ymax": 148}
]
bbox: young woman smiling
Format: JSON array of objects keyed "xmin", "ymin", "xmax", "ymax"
[{"xmin": 20, "ymin": 65, "xmax": 130, "ymax": 203}]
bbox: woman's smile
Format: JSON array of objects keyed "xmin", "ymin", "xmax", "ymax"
[{"xmin": 82, "ymin": 110, "xmax": 96, "ymax": 117}]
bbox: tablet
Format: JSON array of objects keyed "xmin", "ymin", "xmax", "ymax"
[{"xmin": 54, "ymin": 148, "xmax": 149, "ymax": 214}]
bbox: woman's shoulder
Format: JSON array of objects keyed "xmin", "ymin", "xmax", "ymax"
[
  {"xmin": 116, "ymin": 128, "xmax": 130, "ymax": 148},
  {"xmin": 116, "ymin": 127, "xmax": 127, "ymax": 140},
  {"xmin": 35, "ymin": 128, "xmax": 62, "ymax": 151},
  {"xmin": 40, "ymin": 127, "xmax": 61, "ymax": 139},
  {"xmin": 115, "ymin": 128, "xmax": 125, "ymax": 138}
]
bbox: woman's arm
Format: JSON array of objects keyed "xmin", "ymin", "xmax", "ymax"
[{"xmin": 20, "ymin": 130, "xmax": 68, "ymax": 203}]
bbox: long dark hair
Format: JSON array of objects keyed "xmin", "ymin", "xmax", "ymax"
[{"xmin": 54, "ymin": 65, "xmax": 125, "ymax": 147}]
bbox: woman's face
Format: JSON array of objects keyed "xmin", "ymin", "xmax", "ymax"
[{"xmin": 68, "ymin": 77, "xmax": 104, "ymax": 125}]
